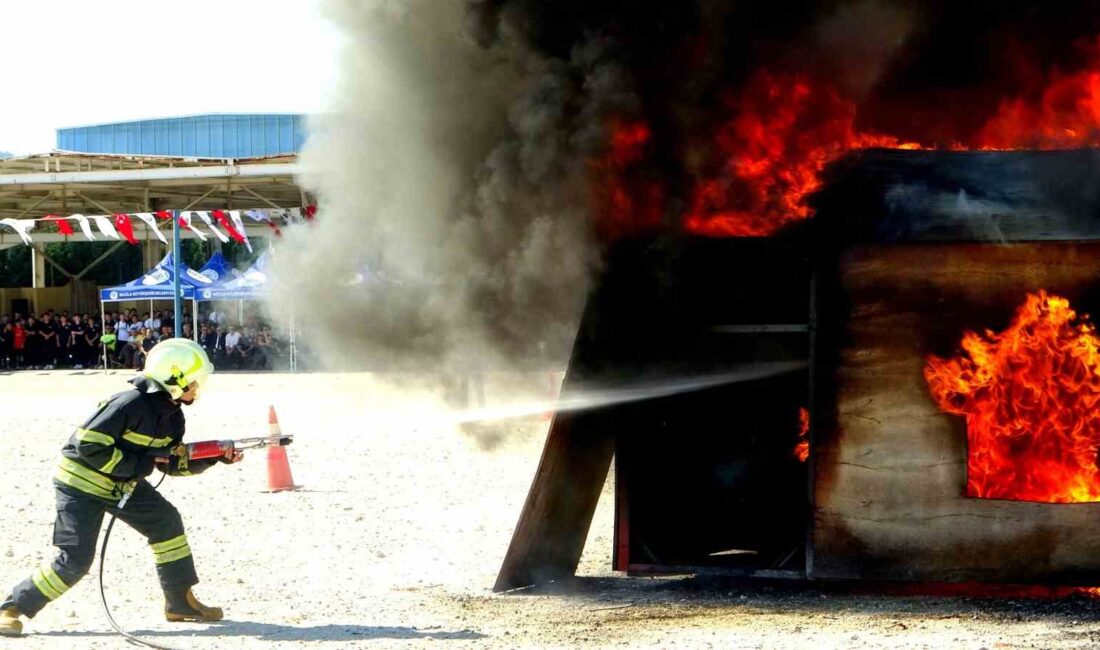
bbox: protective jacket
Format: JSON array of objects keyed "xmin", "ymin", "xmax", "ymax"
[{"xmin": 54, "ymin": 376, "xmax": 216, "ymax": 502}]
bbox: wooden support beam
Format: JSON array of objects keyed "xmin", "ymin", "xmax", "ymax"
[{"xmin": 494, "ymin": 411, "xmax": 615, "ymax": 591}]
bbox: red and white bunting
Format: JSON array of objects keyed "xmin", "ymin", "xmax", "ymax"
[{"xmin": 0, "ymin": 206, "xmax": 316, "ymax": 245}]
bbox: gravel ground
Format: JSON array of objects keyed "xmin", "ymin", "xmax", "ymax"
[{"xmin": 1, "ymin": 370, "xmax": 1099, "ymax": 649}]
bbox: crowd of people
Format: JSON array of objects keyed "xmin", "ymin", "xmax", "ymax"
[{"xmin": 0, "ymin": 308, "xmax": 288, "ymax": 371}]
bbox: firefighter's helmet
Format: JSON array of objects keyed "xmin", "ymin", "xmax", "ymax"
[{"xmin": 142, "ymin": 338, "xmax": 214, "ymax": 400}]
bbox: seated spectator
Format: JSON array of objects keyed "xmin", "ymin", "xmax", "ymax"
[
  {"xmin": 119, "ymin": 333, "xmax": 141, "ymax": 370},
  {"xmin": 137, "ymin": 328, "xmax": 157, "ymax": 370},
  {"xmin": 252, "ymin": 325, "xmax": 282, "ymax": 370},
  {"xmin": 235, "ymin": 328, "xmax": 255, "ymax": 369},
  {"xmin": 100, "ymin": 332, "xmax": 118, "ymax": 368},
  {"xmin": 224, "ymin": 326, "xmax": 241, "ymax": 369}
]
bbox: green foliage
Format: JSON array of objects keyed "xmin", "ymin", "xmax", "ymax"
[
  {"xmin": 0, "ymin": 246, "xmax": 31, "ymax": 287},
  {"xmin": 42, "ymin": 242, "xmax": 144, "ymax": 286}
]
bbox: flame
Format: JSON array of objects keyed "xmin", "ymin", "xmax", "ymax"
[
  {"xmin": 794, "ymin": 406, "xmax": 810, "ymax": 462},
  {"xmin": 683, "ymin": 72, "xmax": 918, "ymax": 237},
  {"xmin": 594, "ymin": 38, "xmax": 1100, "ymax": 239},
  {"xmin": 592, "ymin": 118, "xmax": 665, "ymax": 241},
  {"xmin": 923, "ymin": 292, "xmax": 1100, "ymax": 503},
  {"xmin": 976, "ymin": 39, "xmax": 1100, "ymax": 149}
]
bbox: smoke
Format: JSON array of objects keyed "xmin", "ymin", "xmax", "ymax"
[
  {"xmin": 271, "ymin": 0, "xmax": 635, "ymax": 371},
  {"xmin": 269, "ymin": 0, "xmax": 1100, "ymax": 373}
]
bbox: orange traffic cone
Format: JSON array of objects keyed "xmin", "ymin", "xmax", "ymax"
[{"xmin": 266, "ymin": 405, "xmax": 298, "ymax": 492}]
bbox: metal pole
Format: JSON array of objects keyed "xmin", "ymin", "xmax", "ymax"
[
  {"xmin": 100, "ymin": 301, "xmax": 107, "ymax": 374},
  {"xmin": 173, "ymin": 211, "xmax": 182, "ymax": 338}
]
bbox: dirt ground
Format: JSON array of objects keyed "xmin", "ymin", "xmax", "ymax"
[{"xmin": 2, "ymin": 371, "xmax": 1100, "ymax": 649}]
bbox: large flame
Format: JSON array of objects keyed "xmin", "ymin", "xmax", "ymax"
[
  {"xmin": 976, "ymin": 39, "xmax": 1100, "ymax": 149},
  {"xmin": 683, "ymin": 72, "xmax": 917, "ymax": 237},
  {"xmin": 923, "ymin": 292, "xmax": 1100, "ymax": 503},
  {"xmin": 595, "ymin": 40, "xmax": 1100, "ymax": 238}
]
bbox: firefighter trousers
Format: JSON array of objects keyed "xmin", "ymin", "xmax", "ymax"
[{"xmin": 2, "ymin": 481, "xmax": 198, "ymax": 618}]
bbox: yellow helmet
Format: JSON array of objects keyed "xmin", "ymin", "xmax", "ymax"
[{"xmin": 142, "ymin": 338, "xmax": 214, "ymax": 400}]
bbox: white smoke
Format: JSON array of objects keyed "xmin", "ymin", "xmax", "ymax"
[{"xmin": 268, "ymin": 0, "xmax": 633, "ymax": 373}]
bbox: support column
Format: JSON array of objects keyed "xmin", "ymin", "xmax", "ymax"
[
  {"xmin": 143, "ymin": 237, "xmax": 162, "ymax": 269},
  {"xmin": 31, "ymin": 248, "xmax": 47, "ymax": 288}
]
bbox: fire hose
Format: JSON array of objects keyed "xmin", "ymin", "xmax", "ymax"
[{"xmin": 98, "ymin": 434, "xmax": 293, "ymax": 650}]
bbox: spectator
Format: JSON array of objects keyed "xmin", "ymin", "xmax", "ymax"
[
  {"xmin": 144, "ymin": 310, "xmax": 162, "ymax": 332},
  {"xmin": 39, "ymin": 313, "xmax": 58, "ymax": 369},
  {"xmin": 119, "ymin": 333, "xmax": 140, "ymax": 369},
  {"xmin": 0, "ymin": 322, "xmax": 11, "ymax": 370},
  {"xmin": 127, "ymin": 315, "xmax": 142, "ymax": 341},
  {"xmin": 56, "ymin": 315, "xmax": 70, "ymax": 368},
  {"xmin": 253, "ymin": 326, "xmax": 275, "ymax": 370},
  {"xmin": 12, "ymin": 318, "xmax": 25, "ymax": 369},
  {"xmin": 199, "ymin": 324, "xmax": 216, "ymax": 357},
  {"xmin": 159, "ymin": 324, "xmax": 173, "ymax": 342},
  {"xmin": 137, "ymin": 328, "xmax": 157, "ymax": 370},
  {"xmin": 23, "ymin": 316, "xmax": 40, "ymax": 369},
  {"xmin": 208, "ymin": 309, "xmax": 227, "ymax": 328},
  {"xmin": 115, "ymin": 313, "xmax": 131, "ymax": 350},
  {"xmin": 68, "ymin": 315, "xmax": 85, "ymax": 368},
  {"xmin": 84, "ymin": 316, "xmax": 101, "ymax": 368},
  {"xmin": 235, "ymin": 328, "xmax": 255, "ymax": 369},
  {"xmin": 182, "ymin": 322, "xmax": 194, "ymax": 341},
  {"xmin": 224, "ymin": 326, "xmax": 241, "ymax": 369}
]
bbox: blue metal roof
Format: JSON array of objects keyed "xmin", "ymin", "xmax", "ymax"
[{"xmin": 56, "ymin": 114, "xmax": 306, "ymax": 158}]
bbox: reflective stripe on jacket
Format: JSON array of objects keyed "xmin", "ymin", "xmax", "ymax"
[{"xmin": 55, "ymin": 376, "xmax": 214, "ymax": 500}]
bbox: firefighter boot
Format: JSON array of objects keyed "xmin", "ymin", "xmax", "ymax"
[
  {"xmin": 164, "ymin": 588, "xmax": 223, "ymax": 622},
  {"xmin": 0, "ymin": 607, "xmax": 23, "ymax": 636}
]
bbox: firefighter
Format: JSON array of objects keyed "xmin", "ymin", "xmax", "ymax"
[{"xmin": 0, "ymin": 338, "xmax": 241, "ymax": 637}]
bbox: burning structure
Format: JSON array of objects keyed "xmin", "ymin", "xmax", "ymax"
[
  {"xmin": 487, "ymin": 2, "xmax": 1100, "ymax": 590},
  {"xmin": 498, "ymin": 147, "xmax": 1100, "ymax": 590}
]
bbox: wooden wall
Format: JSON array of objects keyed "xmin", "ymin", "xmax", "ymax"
[{"xmin": 813, "ymin": 243, "xmax": 1100, "ymax": 584}]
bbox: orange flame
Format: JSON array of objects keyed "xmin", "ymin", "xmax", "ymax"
[
  {"xmin": 595, "ymin": 40, "xmax": 1100, "ymax": 239},
  {"xmin": 794, "ymin": 406, "xmax": 810, "ymax": 462},
  {"xmin": 923, "ymin": 292, "xmax": 1100, "ymax": 503},
  {"xmin": 684, "ymin": 72, "xmax": 917, "ymax": 237},
  {"xmin": 976, "ymin": 39, "xmax": 1100, "ymax": 149}
]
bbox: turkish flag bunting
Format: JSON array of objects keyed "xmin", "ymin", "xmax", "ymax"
[
  {"xmin": 44, "ymin": 214, "xmax": 74, "ymax": 235},
  {"xmin": 113, "ymin": 213, "xmax": 139, "ymax": 245},
  {"xmin": 154, "ymin": 210, "xmax": 173, "ymax": 221},
  {"xmin": 212, "ymin": 210, "xmax": 246, "ymax": 244},
  {"xmin": 305, "ymin": 205, "xmax": 317, "ymax": 221}
]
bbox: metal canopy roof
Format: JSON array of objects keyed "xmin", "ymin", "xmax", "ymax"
[{"xmin": 0, "ymin": 152, "xmax": 305, "ymax": 223}]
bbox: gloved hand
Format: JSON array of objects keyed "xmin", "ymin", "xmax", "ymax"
[{"xmin": 218, "ymin": 450, "xmax": 244, "ymax": 464}]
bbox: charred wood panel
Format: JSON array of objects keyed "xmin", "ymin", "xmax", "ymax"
[
  {"xmin": 811, "ymin": 148, "xmax": 1100, "ymax": 244},
  {"xmin": 813, "ymin": 243, "xmax": 1100, "ymax": 584}
]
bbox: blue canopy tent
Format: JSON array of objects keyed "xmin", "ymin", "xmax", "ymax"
[
  {"xmin": 98, "ymin": 254, "xmax": 215, "ymax": 368},
  {"xmin": 195, "ymin": 254, "xmax": 267, "ymax": 302},
  {"xmin": 197, "ymin": 251, "xmax": 237, "ymax": 285},
  {"xmin": 192, "ymin": 254, "xmax": 299, "ymax": 370}
]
